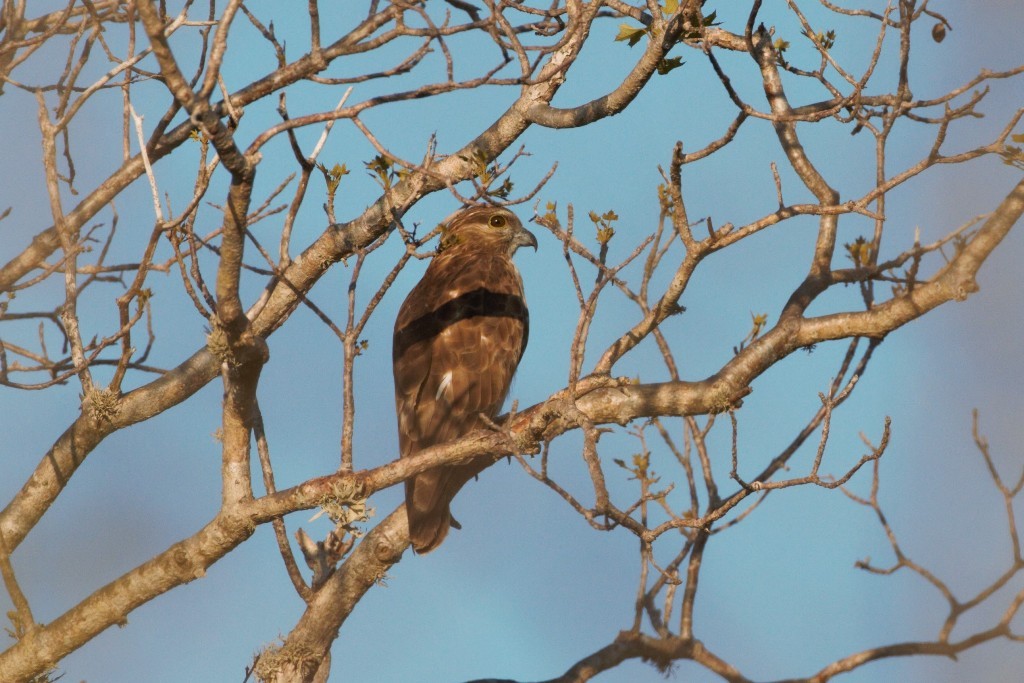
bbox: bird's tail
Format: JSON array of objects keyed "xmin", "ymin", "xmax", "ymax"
[
  {"xmin": 404, "ymin": 460, "xmax": 483, "ymax": 553},
  {"xmin": 407, "ymin": 505, "xmax": 452, "ymax": 554},
  {"xmin": 405, "ymin": 475, "xmax": 454, "ymax": 557}
]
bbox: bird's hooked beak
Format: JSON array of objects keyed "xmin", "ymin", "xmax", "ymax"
[{"xmin": 511, "ymin": 224, "xmax": 538, "ymax": 254}]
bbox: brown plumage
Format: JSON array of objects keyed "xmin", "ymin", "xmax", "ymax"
[{"xmin": 393, "ymin": 206, "xmax": 536, "ymax": 553}]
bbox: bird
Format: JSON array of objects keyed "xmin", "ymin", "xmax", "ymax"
[{"xmin": 393, "ymin": 205, "xmax": 536, "ymax": 553}]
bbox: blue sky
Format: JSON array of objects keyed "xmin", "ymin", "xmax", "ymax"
[{"xmin": 2, "ymin": 2, "xmax": 1022, "ymax": 682}]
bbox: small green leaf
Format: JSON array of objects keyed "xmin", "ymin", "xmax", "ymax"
[
  {"xmin": 750, "ymin": 312, "xmax": 768, "ymax": 338},
  {"xmin": 365, "ymin": 155, "xmax": 395, "ymax": 189},
  {"xmin": 318, "ymin": 162, "xmax": 350, "ymax": 198},
  {"xmin": 537, "ymin": 201, "xmax": 560, "ymax": 230},
  {"xmin": 656, "ymin": 56, "xmax": 684, "ymax": 75},
  {"xmin": 657, "ymin": 183, "xmax": 674, "ymax": 214},
  {"xmin": 663, "ymin": 0, "xmax": 679, "ymax": 14},
  {"xmin": 615, "ymin": 23, "xmax": 647, "ymax": 48},
  {"xmin": 999, "ymin": 144, "xmax": 1024, "ymax": 171},
  {"xmin": 844, "ymin": 236, "xmax": 873, "ymax": 267},
  {"xmin": 591, "ymin": 208, "xmax": 618, "ymax": 245},
  {"xmin": 490, "ymin": 177, "xmax": 514, "ymax": 200}
]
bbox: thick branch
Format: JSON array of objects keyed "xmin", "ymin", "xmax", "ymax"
[
  {"xmin": 257, "ymin": 508, "xmax": 408, "ymax": 683},
  {"xmin": 0, "ymin": 511, "xmax": 257, "ymax": 682},
  {"xmin": 525, "ymin": 7, "xmax": 671, "ymax": 129}
]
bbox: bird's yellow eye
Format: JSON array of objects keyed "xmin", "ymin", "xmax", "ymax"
[{"xmin": 488, "ymin": 214, "xmax": 507, "ymax": 228}]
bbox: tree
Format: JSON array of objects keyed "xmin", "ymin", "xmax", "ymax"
[{"xmin": 1, "ymin": 1, "xmax": 1022, "ymax": 681}]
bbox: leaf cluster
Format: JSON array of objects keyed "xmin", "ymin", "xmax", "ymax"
[
  {"xmin": 365, "ymin": 155, "xmax": 407, "ymax": 191},
  {"xmin": 1000, "ymin": 133, "xmax": 1024, "ymax": 171},
  {"xmin": 589, "ymin": 209, "xmax": 619, "ymax": 246}
]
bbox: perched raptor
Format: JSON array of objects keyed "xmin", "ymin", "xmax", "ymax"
[{"xmin": 393, "ymin": 206, "xmax": 536, "ymax": 553}]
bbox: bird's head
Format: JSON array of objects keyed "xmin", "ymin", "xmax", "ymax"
[{"xmin": 438, "ymin": 206, "xmax": 538, "ymax": 256}]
